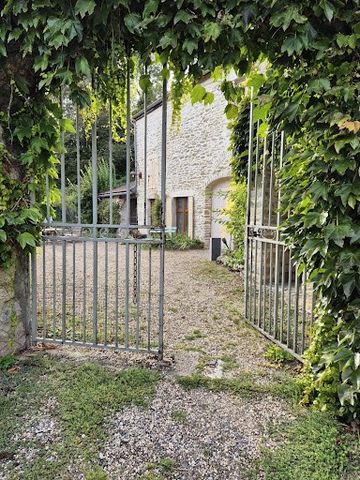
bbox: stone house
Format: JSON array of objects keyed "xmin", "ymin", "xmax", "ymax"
[{"xmin": 134, "ymin": 76, "xmax": 232, "ymax": 247}]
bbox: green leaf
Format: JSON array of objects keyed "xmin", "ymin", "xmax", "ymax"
[
  {"xmin": 183, "ymin": 38, "xmax": 198, "ymax": 55},
  {"xmin": 143, "ymin": 0, "xmax": 159, "ymax": 17},
  {"xmin": 139, "ymin": 74, "xmax": 152, "ymax": 92},
  {"xmin": 324, "ymin": 223, "xmax": 353, "ymax": 247},
  {"xmin": 0, "ymin": 40, "xmax": 6, "ymax": 57},
  {"xmin": 17, "ymin": 232, "xmax": 36, "ymax": 249},
  {"xmin": 161, "ymin": 67, "xmax": 170, "ymax": 81},
  {"xmin": 320, "ymin": 0, "xmax": 334, "ymax": 21},
  {"xmin": 60, "ymin": 118, "xmax": 76, "ymax": 134},
  {"xmin": 0, "ymin": 229, "xmax": 6, "ymax": 242},
  {"xmin": 271, "ymin": 6, "xmax": 308, "ymax": 31},
  {"xmin": 225, "ymin": 103, "xmax": 239, "ymax": 120},
  {"xmin": 246, "ymin": 73, "xmax": 266, "ymax": 92},
  {"xmin": 124, "ymin": 13, "xmax": 142, "ymax": 33},
  {"xmin": 203, "ymin": 92, "xmax": 215, "ymax": 105},
  {"xmin": 174, "ymin": 10, "xmax": 193, "ymax": 24},
  {"xmin": 75, "ymin": 56, "xmax": 91, "ymax": 78},
  {"xmin": 75, "ymin": 0, "xmax": 96, "ymax": 18},
  {"xmin": 203, "ymin": 22, "xmax": 221, "ymax": 42},
  {"xmin": 281, "ymin": 36, "xmax": 303, "ymax": 55},
  {"xmin": 190, "ymin": 84, "xmax": 206, "ymax": 104},
  {"xmin": 303, "ymin": 211, "xmax": 328, "ymax": 228},
  {"xmin": 159, "ymin": 30, "xmax": 177, "ymax": 49},
  {"xmin": 336, "ymin": 34, "xmax": 358, "ymax": 49},
  {"xmin": 309, "ymin": 181, "xmax": 328, "ymax": 201},
  {"xmin": 308, "ymin": 78, "xmax": 331, "ymax": 93}
]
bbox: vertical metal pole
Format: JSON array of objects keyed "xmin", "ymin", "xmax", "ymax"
[
  {"xmin": 244, "ymin": 88, "xmax": 254, "ymax": 319},
  {"xmin": 125, "ymin": 243, "xmax": 130, "ymax": 348},
  {"xmin": 147, "ymin": 246, "xmax": 152, "ymax": 350},
  {"xmin": 253, "ymin": 122, "xmax": 260, "ymax": 324},
  {"xmin": 45, "ymin": 175, "xmax": 50, "ymax": 223},
  {"xmin": 60, "ymin": 90, "xmax": 67, "ymax": 343},
  {"xmin": 258, "ymin": 136, "xmax": 267, "ymax": 327},
  {"xmin": 126, "ymin": 57, "xmax": 131, "ymax": 231},
  {"xmin": 136, "ymin": 245, "xmax": 141, "ymax": 350},
  {"xmin": 76, "ymin": 105, "xmax": 81, "ymax": 224},
  {"xmin": 115, "ymin": 242, "xmax": 119, "ymax": 347},
  {"xmin": 249, "ymin": 236, "xmax": 254, "ymax": 323},
  {"xmin": 42, "ymin": 242, "xmax": 46, "ymax": 339},
  {"xmin": 61, "ymin": 239, "xmax": 66, "ymax": 343},
  {"xmin": 72, "ymin": 240, "xmax": 76, "ymax": 342},
  {"xmin": 287, "ymin": 248, "xmax": 292, "ymax": 347},
  {"xmin": 280, "ymin": 245, "xmax": 286, "ymax": 342},
  {"xmin": 60, "ymin": 89, "xmax": 66, "ymax": 224},
  {"xmin": 109, "ymin": 103, "xmax": 114, "ymax": 225},
  {"xmin": 52, "ymin": 241, "xmax": 56, "ymax": 339},
  {"xmin": 301, "ymin": 268, "xmax": 307, "ymax": 354},
  {"xmin": 83, "ymin": 240, "xmax": 87, "ymax": 342},
  {"xmin": 293, "ymin": 264, "xmax": 300, "ymax": 353},
  {"xmin": 104, "ymin": 240, "xmax": 109, "ymax": 345},
  {"xmin": 268, "ymin": 132, "xmax": 275, "ymax": 335},
  {"xmin": 273, "ymin": 131, "xmax": 284, "ymax": 338},
  {"xmin": 158, "ymin": 72, "xmax": 167, "ymax": 358},
  {"xmin": 143, "ymin": 64, "xmax": 148, "ymax": 225},
  {"xmin": 92, "ymin": 78, "xmax": 98, "ymax": 346},
  {"xmin": 31, "ymin": 250, "xmax": 37, "ymax": 343}
]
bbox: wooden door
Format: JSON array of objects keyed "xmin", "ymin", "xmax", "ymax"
[{"xmin": 176, "ymin": 197, "xmax": 188, "ymax": 235}]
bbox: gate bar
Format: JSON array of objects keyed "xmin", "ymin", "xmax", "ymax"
[
  {"xmin": 76, "ymin": 105, "xmax": 81, "ymax": 224},
  {"xmin": 91, "ymin": 76, "xmax": 98, "ymax": 345},
  {"xmin": 244, "ymin": 89, "xmax": 254, "ymax": 318},
  {"xmin": 158, "ymin": 72, "xmax": 167, "ymax": 358},
  {"xmin": 144, "ymin": 63, "xmax": 148, "ymax": 224}
]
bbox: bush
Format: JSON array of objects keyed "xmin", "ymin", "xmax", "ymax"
[
  {"xmin": 150, "ymin": 197, "xmax": 162, "ymax": 227},
  {"xmin": 165, "ymin": 233, "xmax": 204, "ymax": 250},
  {"xmin": 219, "ymin": 249, "xmax": 244, "ymax": 271},
  {"xmin": 220, "ymin": 179, "xmax": 247, "ymax": 265}
]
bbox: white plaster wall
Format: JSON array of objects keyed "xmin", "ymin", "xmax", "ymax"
[{"xmin": 135, "ymin": 76, "xmax": 232, "ymax": 244}]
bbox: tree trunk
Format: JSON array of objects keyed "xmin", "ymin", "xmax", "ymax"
[{"xmin": 0, "ymin": 248, "xmax": 30, "ymax": 356}]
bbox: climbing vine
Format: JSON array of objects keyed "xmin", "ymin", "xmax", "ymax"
[{"xmin": 1, "ymin": 0, "xmax": 360, "ymax": 418}]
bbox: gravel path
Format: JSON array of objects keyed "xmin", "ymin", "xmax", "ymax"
[
  {"xmin": 6, "ymin": 248, "xmax": 296, "ymax": 479},
  {"xmin": 100, "ymin": 380, "xmax": 290, "ymax": 480}
]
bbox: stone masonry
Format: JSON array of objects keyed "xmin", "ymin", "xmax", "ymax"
[{"xmin": 134, "ymin": 76, "xmax": 232, "ymax": 246}]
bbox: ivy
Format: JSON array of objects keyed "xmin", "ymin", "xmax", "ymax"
[{"xmin": 1, "ymin": 0, "xmax": 360, "ymax": 419}]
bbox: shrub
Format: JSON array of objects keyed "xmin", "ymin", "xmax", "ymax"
[
  {"xmin": 219, "ymin": 249, "xmax": 244, "ymax": 271},
  {"xmin": 264, "ymin": 345, "xmax": 294, "ymax": 364},
  {"xmin": 220, "ymin": 179, "xmax": 247, "ymax": 265},
  {"xmin": 165, "ymin": 233, "xmax": 204, "ymax": 250},
  {"xmin": 150, "ymin": 197, "xmax": 162, "ymax": 227}
]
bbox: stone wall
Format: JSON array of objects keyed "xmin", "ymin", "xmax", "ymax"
[
  {"xmin": 135, "ymin": 76, "xmax": 232, "ymax": 246},
  {"xmin": 0, "ymin": 251, "xmax": 30, "ymax": 356}
]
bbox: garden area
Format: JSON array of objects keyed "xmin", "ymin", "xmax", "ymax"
[{"xmin": 1, "ymin": 1, "xmax": 360, "ymax": 479}]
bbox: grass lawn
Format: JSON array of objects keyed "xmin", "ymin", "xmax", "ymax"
[{"xmin": 0, "ymin": 353, "xmax": 160, "ymax": 479}]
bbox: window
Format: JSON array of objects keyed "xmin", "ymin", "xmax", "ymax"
[{"xmin": 175, "ymin": 197, "xmax": 188, "ymax": 235}]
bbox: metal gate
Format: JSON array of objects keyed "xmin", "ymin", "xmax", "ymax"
[
  {"xmin": 31, "ymin": 63, "xmax": 167, "ymax": 357},
  {"xmin": 244, "ymin": 99, "xmax": 314, "ymax": 360}
]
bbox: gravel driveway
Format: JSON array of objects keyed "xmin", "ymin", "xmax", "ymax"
[{"xmin": 6, "ymin": 248, "xmax": 295, "ymax": 479}]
